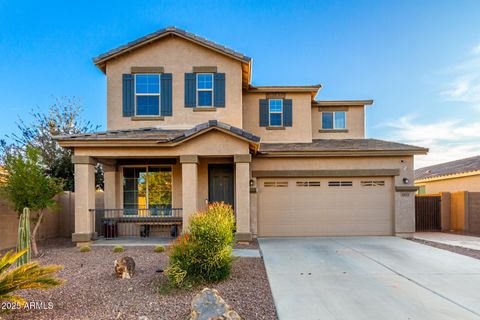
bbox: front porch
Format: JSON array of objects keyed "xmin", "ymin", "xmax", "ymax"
[{"xmin": 57, "ymin": 122, "xmax": 260, "ymax": 245}]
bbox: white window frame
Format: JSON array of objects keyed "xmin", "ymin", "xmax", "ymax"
[
  {"xmin": 269, "ymin": 99, "xmax": 283, "ymax": 127},
  {"xmin": 196, "ymin": 73, "xmax": 214, "ymax": 107},
  {"xmin": 322, "ymin": 111, "xmax": 347, "ymax": 129},
  {"xmin": 134, "ymin": 74, "xmax": 161, "ymax": 116}
]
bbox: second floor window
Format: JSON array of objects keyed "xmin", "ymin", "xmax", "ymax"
[
  {"xmin": 269, "ymin": 99, "xmax": 283, "ymax": 126},
  {"xmin": 135, "ymin": 74, "xmax": 160, "ymax": 115},
  {"xmin": 197, "ymin": 73, "xmax": 213, "ymax": 107},
  {"xmin": 322, "ymin": 111, "xmax": 346, "ymax": 129}
]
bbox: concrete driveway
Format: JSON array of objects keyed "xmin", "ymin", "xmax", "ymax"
[{"xmin": 259, "ymin": 237, "xmax": 480, "ymax": 320}]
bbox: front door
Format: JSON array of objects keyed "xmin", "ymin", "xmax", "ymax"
[{"xmin": 208, "ymin": 164, "xmax": 234, "ymax": 206}]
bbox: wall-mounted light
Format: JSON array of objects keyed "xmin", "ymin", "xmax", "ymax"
[
  {"xmin": 249, "ymin": 179, "xmax": 254, "ymax": 187},
  {"xmin": 403, "ymin": 178, "xmax": 409, "ymax": 184}
]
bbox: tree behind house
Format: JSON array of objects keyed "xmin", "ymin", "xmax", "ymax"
[{"xmin": 1, "ymin": 146, "xmax": 63, "ymax": 256}]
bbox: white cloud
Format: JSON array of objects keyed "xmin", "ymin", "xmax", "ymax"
[
  {"xmin": 472, "ymin": 43, "xmax": 480, "ymax": 55},
  {"xmin": 380, "ymin": 116, "xmax": 480, "ymax": 168}
]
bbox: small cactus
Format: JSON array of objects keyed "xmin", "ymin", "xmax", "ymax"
[{"xmin": 16, "ymin": 208, "xmax": 31, "ymax": 266}]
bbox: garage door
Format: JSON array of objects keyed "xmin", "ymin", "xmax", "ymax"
[{"xmin": 257, "ymin": 177, "xmax": 394, "ymax": 236}]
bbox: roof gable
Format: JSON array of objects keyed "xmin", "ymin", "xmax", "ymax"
[{"xmin": 93, "ymin": 26, "xmax": 251, "ymax": 73}]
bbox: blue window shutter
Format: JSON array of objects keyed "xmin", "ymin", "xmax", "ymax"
[
  {"xmin": 160, "ymin": 73, "xmax": 172, "ymax": 116},
  {"xmin": 214, "ymin": 73, "xmax": 225, "ymax": 107},
  {"xmin": 122, "ymin": 74, "xmax": 135, "ymax": 117},
  {"xmin": 259, "ymin": 99, "xmax": 269, "ymax": 127},
  {"xmin": 184, "ymin": 73, "xmax": 196, "ymax": 107},
  {"xmin": 283, "ymin": 99, "xmax": 292, "ymax": 127}
]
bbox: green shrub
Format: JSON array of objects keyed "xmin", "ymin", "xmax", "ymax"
[
  {"xmin": 154, "ymin": 245, "xmax": 165, "ymax": 253},
  {"xmin": 165, "ymin": 202, "xmax": 235, "ymax": 287},
  {"xmin": 79, "ymin": 245, "xmax": 91, "ymax": 253},
  {"xmin": 113, "ymin": 245, "xmax": 124, "ymax": 253}
]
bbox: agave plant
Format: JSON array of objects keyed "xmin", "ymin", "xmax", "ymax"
[{"xmin": 0, "ymin": 249, "xmax": 64, "ymax": 305}]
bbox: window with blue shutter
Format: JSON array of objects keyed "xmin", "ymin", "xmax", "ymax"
[
  {"xmin": 269, "ymin": 99, "xmax": 283, "ymax": 126},
  {"xmin": 283, "ymin": 99, "xmax": 292, "ymax": 127},
  {"xmin": 214, "ymin": 73, "xmax": 225, "ymax": 107},
  {"xmin": 122, "ymin": 74, "xmax": 135, "ymax": 117},
  {"xmin": 185, "ymin": 73, "xmax": 196, "ymax": 107},
  {"xmin": 160, "ymin": 73, "xmax": 172, "ymax": 116},
  {"xmin": 259, "ymin": 99, "xmax": 269, "ymax": 127},
  {"xmin": 135, "ymin": 74, "xmax": 160, "ymax": 115}
]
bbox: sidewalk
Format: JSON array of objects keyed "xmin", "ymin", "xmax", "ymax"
[{"xmin": 414, "ymin": 232, "xmax": 480, "ymax": 251}]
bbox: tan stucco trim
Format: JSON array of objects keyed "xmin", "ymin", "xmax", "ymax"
[
  {"xmin": 247, "ymin": 85, "xmax": 321, "ymax": 97},
  {"xmin": 415, "ymin": 170, "xmax": 480, "ymax": 183},
  {"xmin": 257, "ymin": 150, "xmax": 428, "ymax": 157},
  {"xmin": 313, "ymin": 100, "xmax": 374, "ymax": 106},
  {"xmin": 266, "ymin": 127, "xmax": 286, "ymax": 130},
  {"xmin": 131, "ymin": 66, "xmax": 164, "ymax": 73},
  {"xmin": 193, "ymin": 66, "xmax": 217, "ymax": 73},
  {"xmin": 131, "ymin": 116, "xmax": 165, "ymax": 121},
  {"xmin": 234, "ymin": 154, "xmax": 252, "ymax": 163},
  {"xmin": 252, "ymin": 169, "xmax": 400, "ymax": 178},
  {"xmin": 318, "ymin": 106, "xmax": 349, "ymax": 111},
  {"xmin": 71, "ymin": 155, "xmax": 97, "ymax": 165},
  {"xmin": 265, "ymin": 93, "xmax": 286, "ymax": 99},
  {"xmin": 192, "ymin": 107, "xmax": 217, "ymax": 112},
  {"xmin": 318, "ymin": 129, "xmax": 349, "ymax": 133},
  {"xmin": 395, "ymin": 186, "xmax": 419, "ymax": 192},
  {"xmin": 179, "ymin": 155, "xmax": 199, "ymax": 164}
]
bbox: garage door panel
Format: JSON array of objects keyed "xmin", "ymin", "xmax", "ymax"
[{"xmin": 258, "ymin": 177, "xmax": 393, "ymax": 237}]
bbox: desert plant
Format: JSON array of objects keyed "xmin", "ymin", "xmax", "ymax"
[
  {"xmin": 154, "ymin": 245, "xmax": 165, "ymax": 253},
  {"xmin": 165, "ymin": 202, "xmax": 235, "ymax": 287},
  {"xmin": 79, "ymin": 245, "xmax": 91, "ymax": 253},
  {"xmin": 0, "ymin": 248, "xmax": 64, "ymax": 305},
  {"xmin": 1, "ymin": 146, "xmax": 63, "ymax": 257},
  {"xmin": 113, "ymin": 245, "xmax": 124, "ymax": 253},
  {"xmin": 16, "ymin": 208, "xmax": 31, "ymax": 266}
]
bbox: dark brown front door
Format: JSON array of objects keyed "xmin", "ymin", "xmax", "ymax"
[{"xmin": 208, "ymin": 164, "xmax": 234, "ymax": 206}]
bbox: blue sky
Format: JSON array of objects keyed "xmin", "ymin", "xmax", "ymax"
[{"xmin": 1, "ymin": 0, "xmax": 479, "ymax": 168}]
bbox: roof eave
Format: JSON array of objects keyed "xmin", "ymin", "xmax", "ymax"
[
  {"xmin": 313, "ymin": 100, "xmax": 374, "ymax": 107},
  {"xmin": 256, "ymin": 149, "xmax": 428, "ymax": 157}
]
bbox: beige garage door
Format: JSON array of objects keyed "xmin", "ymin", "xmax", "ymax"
[{"xmin": 257, "ymin": 177, "xmax": 394, "ymax": 236}]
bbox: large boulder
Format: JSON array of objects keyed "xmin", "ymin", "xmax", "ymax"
[{"xmin": 190, "ymin": 288, "xmax": 241, "ymax": 320}]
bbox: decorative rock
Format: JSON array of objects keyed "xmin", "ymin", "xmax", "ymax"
[{"xmin": 190, "ymin": 288, "xmax": 241, "ymax": 320}]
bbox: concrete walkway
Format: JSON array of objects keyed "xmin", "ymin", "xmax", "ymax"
[
  {"xmin": 259, "ymin": 237, "xmax": 480, "ymax": 320},
  {"xmin": 415, "ymin": 232, "xmax": 480, "ymax": 250}
]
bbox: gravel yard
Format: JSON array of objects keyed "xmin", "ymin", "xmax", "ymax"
[{"xmin": 2, "ymin": 239, "xmax": 277, "ymax": 320}]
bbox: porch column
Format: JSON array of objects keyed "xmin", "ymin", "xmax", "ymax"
[
  {"xmin": 103, "ymin": 162, "xmax": 117, "ymax": 209},
  {"xmin": 234, "ymin": 154, "xmax": 252, "ymax": 241},
  {"xmin": 180, "ymin": 155, "xmax": 199, "ymax": 231},
  {"xmin": 72, "ymin": 156, "xmax": 97, "ymax": 245}
]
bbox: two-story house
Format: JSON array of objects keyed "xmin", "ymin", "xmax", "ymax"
[{"xmin": 56, "ymin": 27, "xmax": 428, "ymax": 245}]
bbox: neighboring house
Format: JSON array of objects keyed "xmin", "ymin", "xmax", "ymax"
[
  {"xmin": 55, "ymin": 27, "xmax": 427, "ymax": 245},
  {"xmin": 415, "ymin": 156, "xmax": 480, "ymax": 194}
]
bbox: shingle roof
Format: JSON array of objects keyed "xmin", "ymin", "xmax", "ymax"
[
  {"xmin": 93, "ymin": 26, "xmax": 252, "ymax": 69},
  {"xmin": 259, "ymin": 139, "xmax": 428, "ymax": 154},
  {"xmin": 54, "ymin": 120, "xmax": 261, "ymax": 143},
  {"xmin": 415, "ymin": 155, "xmax": 480, "ymax": 180}
]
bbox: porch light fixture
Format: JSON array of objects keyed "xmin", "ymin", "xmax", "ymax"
[
  {"xmin": 403, "ymin": 178, "xmax": 409, "ymax": 184},
  {"xmin": 250, "ymin": 179, "xmax": 254, "ymax": 187}
]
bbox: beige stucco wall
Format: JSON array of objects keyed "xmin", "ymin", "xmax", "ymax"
[
  {"xmin": 105, "ymin": 36, "xmax": 244, "ymax": 130},
  {"xmin": 417, "ymin": 175, "xmax": 480, "ymax": 194},
  {"xmin": 312, "ymin": 106, "xmax": 365, "ymax": 139},
  {"xmin": 242, "ymin": 92, "xmax": 313, "ymax": 143}
]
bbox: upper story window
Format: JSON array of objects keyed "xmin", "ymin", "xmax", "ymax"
[
  {"xmin": 269, "ymin": 99, "xmax": 283, "ymax": 126},
  {"xmin": 322, "ymin": 111, "xmax": 346, "ymax": 129},
  {"xmin": 135, "ymin": 74, "xmax": 160, "ymax": 115},
  {"xmin": 197, "ymin": 73, "xmax": 213, "ymax": 107}
]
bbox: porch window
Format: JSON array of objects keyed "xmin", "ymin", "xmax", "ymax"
[
  {"xmin": 123, "ymin": 166, "xmax": 172, "ymax": 209},
  {"xmin": 197, "ymin": 73, "xmax": 213, "ymax": 107},
  {"xmin": 135, "ymin": 74, "xmax": 160, "ymax": 115},
  {"xmin": 269, "ymin": 99, "xmax": 283, "ymax": 126}
]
